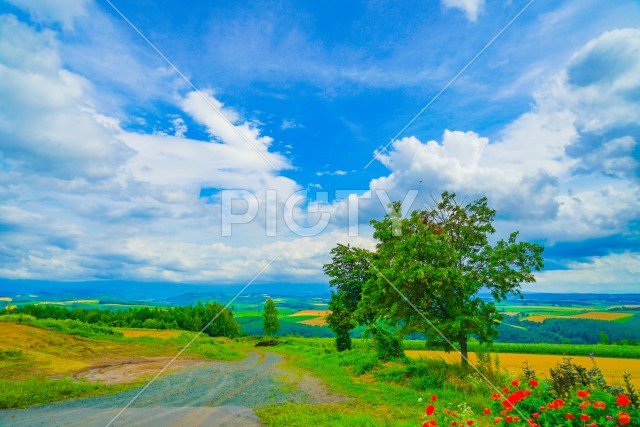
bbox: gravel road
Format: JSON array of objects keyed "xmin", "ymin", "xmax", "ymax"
[{"xmin": 0, "ymin": 352, "xmax": 319, "ymax": 427}]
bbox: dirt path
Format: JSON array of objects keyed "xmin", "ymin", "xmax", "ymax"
[{"xmin": 0, "ymin": 352, "xmax": 343, "ymax": 427}]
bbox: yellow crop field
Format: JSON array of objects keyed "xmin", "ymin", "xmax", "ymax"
[
  {"xmin": 298, "ymin": 318, "xmax": 328, "ymax": 326},
  {"xmin": 118, "ymin": 329, "xmax": 182, "ymax": 338},
  {"xmin": 69, "ymin": 299, "xmax": 99, "ymax": 304},
  {"xmin": 524, "ymin": 311, "xmax": 634, "ymax": 323},
  {"xmin": 289, "ymin": 310, "xmax": 330, "ymax": 317},
  {"xmin": 571, "ymin": 312, "xmax": 635, "ymax": 320},
  {"xmin": 0, "ymin": 323, "xmax": 102, "ymax": 379},
  {"xmin": 0, "ymin": 297, "xmax": 12, "ymax": 302},
  {"xmin": 406, "ymin": 350, "xmax": 640, "ymax": 389}
]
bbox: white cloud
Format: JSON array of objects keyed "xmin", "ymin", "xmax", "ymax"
[
  {"xmin": 5, "ymin": 0, "xmax": 89, "ymax": 30},
  {"xmin": 0, "ymin": 15, "xmax": 131, "ymax": 180},
  {"xmin": 181, "ymin": 90, "xmax": 290, "ymax": 170},
  {"xmin": 316, "ymin": 170, "xmax": 348, "ymax": 177},
  {"xmin": 362, "ymin": 28, "xmax": 640, "ymax": 244},
  {"xmin": 281, "ymin": 119, "xmax": 303, "ymax": 130},
  {"xmin": 532, "ymin": 252, "xmax": 640, "ymax": 293},
  {"xmin": 0, "ymin": 13, "xmax": 313, "ymax": 283},
  {"xmin": 441, "ymin": 0, "xmax": 484, "ymax": 22},
  {"xmin": 171, "ymin": 117, "xmax": 187, "ymax": 138}
]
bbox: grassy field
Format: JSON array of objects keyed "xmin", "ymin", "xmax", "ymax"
[
  {"xmin": 2, "ymin": 320, "xmax": 640, "ymax": 424},
  {"xmin": 0, "ymin": 318, "xmax": 247, "ymax": 408},
  {"xmin": 254, "ymin": 337, "xmax": 510, "ymax": 426}
]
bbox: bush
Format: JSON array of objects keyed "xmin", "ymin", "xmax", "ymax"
[
  {"xmin": 335, "ymin": 329, "xmax": 352, "ymax": 352},
  {"xmin": 369, "ymin": 324, "xmax": 403, "ymax": 361}
]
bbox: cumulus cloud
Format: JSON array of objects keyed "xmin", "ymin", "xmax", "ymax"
[
  {"xmin": 361, "ymin": 28, "xmax": 640, "ymax": 245},
  {"xmin": 441, "ymin": 0, "xmax": 484, "ymax": 22},
  {"xmin": 0, "ymin": 15, "xmax": 131, "ymax": 180},
  {"xmin": 0, "ymin": 12, "xmax": 312, "ymax": 283}
]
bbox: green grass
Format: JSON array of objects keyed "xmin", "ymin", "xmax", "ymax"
[
  {"xmin": 0, "ymin": 378, "xmax": 134, "ymax": 409},
  {"xmin": 402, "ymin": 340, "xmax": 640, "ymax": 359},
  {"xmin": 254, "ymin": 338, "xmax": 498, "ymax": 426}
]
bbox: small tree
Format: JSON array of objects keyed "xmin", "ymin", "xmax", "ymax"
[
  {"xmin": 263, "ymin": 298, "xmax": 280, "ymax": 337},
  {"xmin": 324, "ymin": 244, "xmax": 378, "ymax": 351},
  {"xmin": 368, "ymin": 191, "xmax": 544, "ymax": 365}
]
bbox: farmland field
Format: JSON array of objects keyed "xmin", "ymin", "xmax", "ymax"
[
  {"xmin": 523, "ymin": 311, "xmax": 635, "ymax": 322},
  {"xmin": 118, "ymin": 329, "xmax": 182, "ymax": 339},
  {"xmin": 406, "ymin": 350, "xmax": 640, "ymax": 389},
  {"xmin": 287, "ymin": 310, "xmax": 330, "ymax": 326},
  {"xmin": 289, "ymin": 310, "xmax": 330, "ymax": 317}
]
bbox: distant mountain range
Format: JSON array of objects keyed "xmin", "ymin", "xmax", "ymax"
[{"xmin": 1, "ymin": 279, "xmax": 639, "ymax": 307}]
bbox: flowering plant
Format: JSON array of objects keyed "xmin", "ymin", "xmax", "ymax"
[{"xmin": 421, "ymin": 361, "xmax": 639, "ymax": 427}]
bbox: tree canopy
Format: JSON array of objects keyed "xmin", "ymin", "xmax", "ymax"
[
  {"xmin": 324, "ymin": 191, "xmax": 544, "ymax": 364},
  {"xmin": 262, "ymin": 298, "xmax": 280, "ymax": 337}
]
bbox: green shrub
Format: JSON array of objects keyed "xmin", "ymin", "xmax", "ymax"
[
  {"xmin": 369, "ymin": 324, "xmax": 403, "ymax": 361},
  {"xmin": 335, "ymin": 329, "xmax": 352, "ymax": 352}
]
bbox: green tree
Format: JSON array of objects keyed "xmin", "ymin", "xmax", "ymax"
[
  {"xmin": 202, "ymin": 302, "xmax": 241, "ymax": 338},
  {"xmin": 324, "ymin": 244, "xmax": 378, "ymax": 351},
  {"xmin": 368, "ymin": 191, "xmax": 544, "ymax": 365},
  {"xmin": 263, "ymin": 298, "xmax": 280, "ymax": 337}
]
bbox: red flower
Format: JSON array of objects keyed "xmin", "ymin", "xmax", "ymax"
[
  {"xmin": 553, "ymin": 399, "xmax": 565, "ymax": 408},
  {"xmin": 484, "ymin": 408, "xmax": 491, "ymax": 415},
  {"xmin": 580, "ymin": 414, "xmax": 590, "ymax": 421},
  {"xmin": 616, "ymin": 395, "xmax": 631, "ymax": 406},
  {"xmin": 565, "ymin": 413, "xmax": 575, "ymax": 420},
  {"xmin": 431, "ymin": 395, "xmax": 438, "ymax": 402},
  {"xmin": 528, "ymin": 379, "xmax": 539, "ymax": 387},
  {"xmin": 577, "ymin": 390, "xmax": 590, "ymax": 398},
  {"xmin": 505, "ymin": 416, "xmax": 513, "ymax": 423},
  {"xmin": 491, "ymin": 393, "xmax": 501, "ymax": 400},
  {"xmin": 532, "ymin": 413, "xmax": 540, "ymax": 419},
  {"xmin": 508, "ymin": 391, "xmax": 525, "ymax": 404},
  {"xmin": 502, "ymin": 400, "xmax": 514, "ymax": 410},
  {"xmin": 593, "ymin": 401, "xmax": 607, "ymax": 409},
  {"xmin": 426, "ymin": 405, "xmax": 435, "ymax": 416},
  {"xmin": 503, "ymin": 387, "xmax": 510, "ymax": 393},
  {"xmin": 619, "ymin": 411, "xmax": 631, "ymax": 425},
  {"xmin": 539, "ymin": 406, "xmax": 546, "ymax": 412},
  {"xmin": 511, "ymin": 380, "xmax": 520, "ymax": 387},
  {"xmin": 466, "ymin": 421, "xmax": 473, "ymax": 426}
]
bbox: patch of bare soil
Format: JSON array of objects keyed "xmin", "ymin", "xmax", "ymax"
[
  {"xmin": 296, "ymin": 373, "xmax": 352, "ymax": 404},
  {"xmin": 273, "ymin": 355, "xmax": 352, "ymax": 405},
  {"xmin": 73, "ymin": 357, "xmax": 210, "ymax": 385}
]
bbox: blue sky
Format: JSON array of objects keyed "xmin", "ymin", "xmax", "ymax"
[{"xmin": 0, "ymin": 0, "xmax": 639, "ymax": 292}]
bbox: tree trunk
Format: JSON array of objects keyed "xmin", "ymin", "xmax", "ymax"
[{"xmin": 460, "ymin": 337, "xmax": 469, "ymax": 366}]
